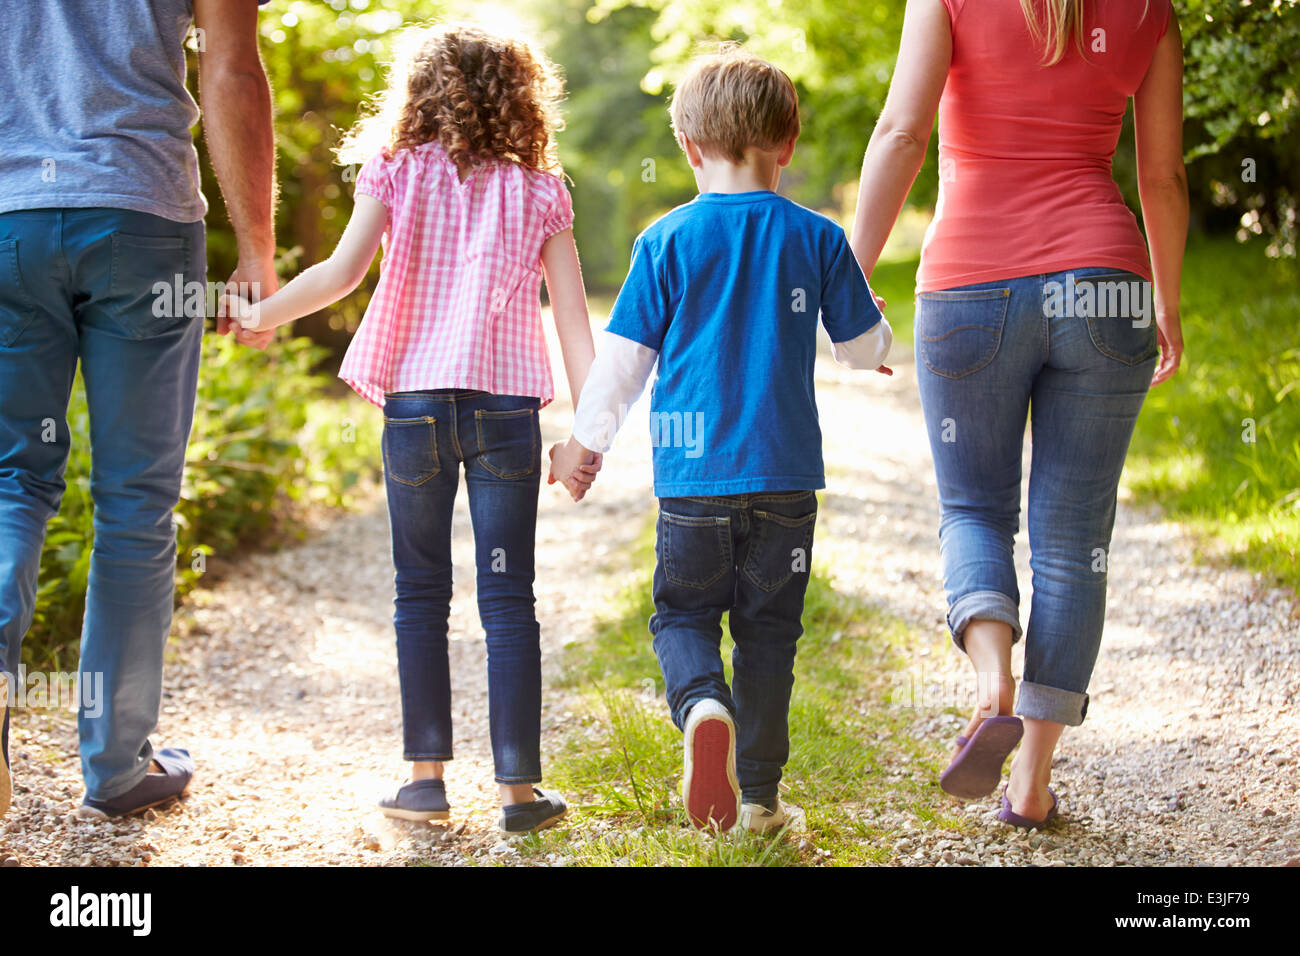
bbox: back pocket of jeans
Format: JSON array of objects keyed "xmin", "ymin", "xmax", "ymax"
[
  {"xmin": 110, "ymin": 232, "xmax": 194, "ymax": 339},
  {"xmin": 383, "ymin": 416, "xmax": 440, "ymax": 486},
  {"xmin": 1078, "ymin": 272, "xmax": 1159, "ymax": 365},
  {"xmin": 475, "ymin": 407, "xmax": 539, "ymax": 479},
  {"xmin": 660, "ymin": 511, "xmax": 732, "ymax": 590},
  {"xmin": 0, "ymin": 238, "xmax": 37, "ymax": 347},
  {"xmin": 916, "ymin": 288, "xmax": 1010, "ymax": 379},
  {"xmin": 742, "ymin": 509, "xmax": 817, "ymax": 593}
]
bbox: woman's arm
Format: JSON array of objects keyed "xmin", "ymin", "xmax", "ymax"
[
  {"xmin": 541, "ymin": 227, "xmax": 597, "ymax": 405},
  {"xmin": 849, "ymin": 0, "xmax": 952, "ymax": 278},
  {"xmin": 233, "ymin": 195, "xmax": 388, "ymax": 331},
  {"xmin": 1134, "ymin": 15, "xmax": 1189, "ymax": 387}
]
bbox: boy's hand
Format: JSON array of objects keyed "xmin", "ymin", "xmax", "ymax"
[
  {"xmin": 547, "ymin": 439, "xmax": 601, "ymax": 501},
  {"xmin": 871, "ymin": 291, "xmax": 891, "ymax": 374}
]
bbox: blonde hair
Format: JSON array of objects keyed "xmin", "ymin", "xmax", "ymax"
[
  {"xmin": 337, "ymin": 22, "xmax": 564, "ymax": 175},
  {"xmin": 668, "ymin": 45, "xmax": 800, "ymax": 163},
  {"xmin": 1019, "ymin": 0, "xmax": 1149, "ymax": 65}
]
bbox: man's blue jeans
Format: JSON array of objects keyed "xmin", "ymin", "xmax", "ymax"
[
  {"xmin": 0, "ymin": 208, "xmax": 204, "ymax": 799},
  {"xmin": 914, "ymin": 268, "xmax": 1157, "ymax": 726},
  {"xmin": 382, "ymin": 389, "xmax": 545, "ymax": 785},
  {"xmin": 649, "ymin": 490, "xmax": 817, "ymax": 805}
]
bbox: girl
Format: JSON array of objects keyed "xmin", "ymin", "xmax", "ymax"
[{"xmin": 229, "ymin": 23, "xmax": 600, "ymax": 833}]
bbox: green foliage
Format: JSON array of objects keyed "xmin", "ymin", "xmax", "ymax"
[
  {"xmin": 1125, "ymin": 236, "xmax": 1300, "ymax": 588},
  {"xmin": 1179, "ymin": 0, "xmax": 1300, "ymax": 257},
  {"xmin": 25, "ymin": 333, "xmax": 381, "ymax": 669}
]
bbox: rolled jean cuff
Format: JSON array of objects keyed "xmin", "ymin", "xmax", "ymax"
[
  {"xmin": 948, "ymin": 590, "xmax": 1023, "ymax": 650},
  {"xmin": 1016, "ymin": 680, "xmax": 1089, "ymax": 726}
]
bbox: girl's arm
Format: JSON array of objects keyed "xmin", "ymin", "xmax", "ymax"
[
  {"xmin": 540, "ymin": 228, "xmax": 596, "ymax": 405},
  {"xmin": 231, "ymin": 195, "xmax": 388, "ymax": 331},
  {"xmin": 848, "ymin": 0, "xmax": 952, "ymax": 277},
  {"xmin": 1133, "ymin": 16, "xmax": 1188, "ymax": 387}
]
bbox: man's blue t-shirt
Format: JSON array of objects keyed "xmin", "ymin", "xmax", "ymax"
[{"xmin": 606, "ymin": 190, "xmax": 882, "ymax": 498}]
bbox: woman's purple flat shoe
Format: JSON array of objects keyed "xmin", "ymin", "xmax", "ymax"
[
  {"xmin": 998, "ymin": 787, "xmax": 1058, "ymax": 829},
  {"xmin": 939, "ymin": 715, "xmax": 1023, "ymax": 799}
]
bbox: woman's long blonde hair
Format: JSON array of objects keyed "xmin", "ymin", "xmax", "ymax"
[{"xmin": 1019, "ymin": 0, "xmax": 1149, "ymax": 65}]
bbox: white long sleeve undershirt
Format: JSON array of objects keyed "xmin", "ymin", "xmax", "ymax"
[{"xmin": 570, "ymin": 319, "xmax": 893, "ymax": 453}]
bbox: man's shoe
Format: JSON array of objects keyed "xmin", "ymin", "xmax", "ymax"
[
  {"xmin": 82, "ymin": 747, "xmax": 193, "ymax": 817},
  {"xmin": 1, "ymin": 681, "xmax": 10, "ymax": 818},
  {"xmin": 682, "ymin": 699, "xmax": 739, "ymax": 831}
]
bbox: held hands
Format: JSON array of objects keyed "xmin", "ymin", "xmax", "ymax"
[
  {"xmin": 547, "ymin": 438, "xmax": 602, "ymax": 502},
  {"xmin": 872, "ymin": 290, "xmax": 893, "ymax": 376},
  {"xmin": 216, "ymin": 258, "xmax": 278, "ymax": 350}
]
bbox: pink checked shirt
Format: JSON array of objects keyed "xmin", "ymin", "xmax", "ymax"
[{"xmin": 339, "ymin": 141, "xmax": 575, "ymax": 407}]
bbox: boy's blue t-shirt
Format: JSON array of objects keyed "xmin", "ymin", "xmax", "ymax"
[{"xmin": 605, "ymin": 190, "xmax": 883, "ymax": 498}]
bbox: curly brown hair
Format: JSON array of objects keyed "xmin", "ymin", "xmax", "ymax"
[{"xmin": 338, "ymin": 23, "xmax": 565, "ymax": 175}]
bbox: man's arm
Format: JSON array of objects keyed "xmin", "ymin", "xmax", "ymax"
[{"xmin": 195, "ymin": 0, "xmax": 278, "ymax": 348}]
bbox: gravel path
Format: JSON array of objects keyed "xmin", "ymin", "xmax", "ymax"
[
  {"xmin": 816, "ymin": 353, "xmax": 1299, "ymax": 866},
  {"xmin": 2, "ymin": 335, "xmax": 1295, "ymax": 867}
]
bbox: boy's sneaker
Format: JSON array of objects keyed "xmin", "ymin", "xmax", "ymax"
[
  {"xmin": 682, "ymin": 699, "xmax": 739, "ymax": 831},
  {"xmin": 738, "ymin": 797, "xmax": 801, "ymax": 835}
]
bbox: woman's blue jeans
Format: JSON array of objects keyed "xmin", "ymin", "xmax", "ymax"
[
  {"xmin": 382, "ymin": 389, "xmax": 544, "ymax": 784},
  {"xmin": 914, "ymin": 268, "xmax": 1158, "ymax": 725}
]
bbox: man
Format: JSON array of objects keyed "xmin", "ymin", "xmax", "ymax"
[{"xmin": 0, "ymin": 0, "xmax": 277, "ymax": 818}]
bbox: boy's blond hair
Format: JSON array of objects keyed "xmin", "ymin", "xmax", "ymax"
[{"xmin": 668, "ymin": 46, "xmax": 800, "ymax": 163}]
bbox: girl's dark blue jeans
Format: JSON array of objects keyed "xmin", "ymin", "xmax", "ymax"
[{"xmin": 382, "ymin": 389, "xmax": 543, "ymax": 785}]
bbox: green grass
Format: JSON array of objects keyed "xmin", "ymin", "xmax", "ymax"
[
  {"xmin": 1124, "ymin": 237, "xmax": 1299, "ymax": 590},
  {"xmin": 513, "ymin": 523, "xmax": 971, "ymax": 867}
]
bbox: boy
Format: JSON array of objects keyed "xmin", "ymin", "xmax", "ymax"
[{"xmin": 549, "ymin": 47, "xmax": 891, "ymax": 832}]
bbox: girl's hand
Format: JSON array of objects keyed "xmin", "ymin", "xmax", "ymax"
[
  {"xmin": 219, "ymin": 292, "xmax": 261, "ymax": 330},
  {"xmin": 547, "ymin": 440, "xmax": 601, "ymax": 501},
  {"xmin": 1151, "ymin": 311, "xmax": 1184, "ymax": 387}
]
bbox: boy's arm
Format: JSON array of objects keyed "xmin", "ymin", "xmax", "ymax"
[
  {"xmin": 571, "ymin": 332, "xmax": 659, "ymax": 452},
  {"xmin": 549, "ymin": 332, "xmax": 657, "ymax": 498},
  {"xmin": 832, "ymin": 318, "xmax": 894, "ymax": 370},
  {"xmin": 231, "ymin": 195, "xmax": 387, "ymax": 331}
]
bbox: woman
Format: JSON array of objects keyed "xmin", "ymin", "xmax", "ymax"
[{"xmin": 851, "ymin": 0, "xmax": 1187, "ymax": 826}]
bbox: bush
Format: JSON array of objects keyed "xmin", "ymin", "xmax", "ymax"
[
  {"xmin": 24, "ymin": 332, "xmax": 381, "ymax": 669},
  {"xmin": 1125, "ymin": 236, "xmax": 1299, "ymax": 588}
]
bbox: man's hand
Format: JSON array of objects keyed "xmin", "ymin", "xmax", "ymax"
[
  {"xmin": 547, "ymin": 439, "xmax": 602, "ymax": 501},
  {"xmin": 219, "ymin": 259, "xmax": 278, "ymax": 350}
]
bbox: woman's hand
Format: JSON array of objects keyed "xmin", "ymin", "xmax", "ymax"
[{"xmin": 1150, "ymin": 311, "xmax": 1184, "ymax": 387}]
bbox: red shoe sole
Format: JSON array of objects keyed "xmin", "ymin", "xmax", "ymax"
[{"xmin": 685, "ymin": 718, "xmax": 738, "ymax": 831}]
